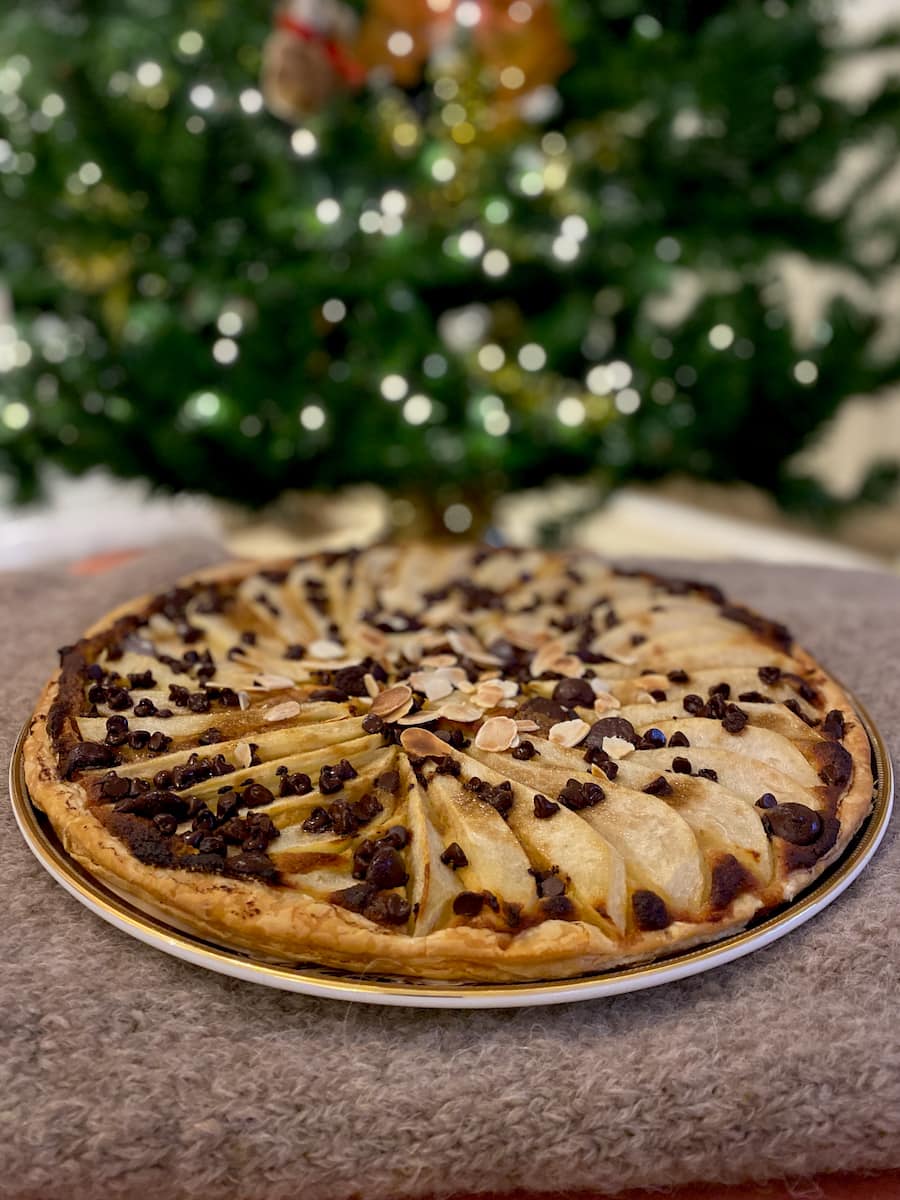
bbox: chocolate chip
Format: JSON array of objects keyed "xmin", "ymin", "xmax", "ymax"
[
  {"xmin": 279, "ymin": 772, "xmax": 312, "ymax": 797},
  {"xmin": 667, "ymin": 669, "xmax": 689, "ymax": 684},
  {"xmin": 515, "ymin": 695, "xmax": 570, "ymax": 732},
  {"xmin": 133, "ymin": 698, "xmax": 158, "ymax": 718},
  {"xmin": 512, "ymin": 740, "xmax": 538, "ymax": 761},
  {"xmin": 721, "ymin": 704, "xmax": 748, "ymax": 734},
  {"xmin": 533, "ymin": 793, "xmax": 560, "ymax": 819},
  {"xmin": 366, "ymin": 846, "xmax": 408, "ymax": 890},
  {"xmin": 302, "ymin": 806, "xmax": 332, "ymax": 833},
  {"xmin": 632, "ymin": 889, "xmax": 671, "ymax": 931},
  {"xmin": 128, "ymin": 671, "xmax": 156, "ymax": 690},
  {"xmin": 64, "ymin": 741, "xmax": 119, "ymax": 778},
  {"xmin": 640, "ymin": 727, "xmax": 667, "ymax": 749},
  {"xmin": 764, "ymin": 803, "xmax": 823, "ymax": 845},
  {"xmin": 440, "ymin": 842, "xmax": 468, "ymax": 870},
  {"xmin": 453, "ymin": 891, "xmax": 485, "ymax": 918},
  {"xmin": 823, "ymin": 709, "xmax": 845, "ymax": 740},
  {"xmin": 318, "ymin": 765, "xmax": 345, "ymax": 794},
  {"xmin": 710, "ymin": 854, "xmax": 752, "ymax": 909},
  {"xmin": 362, "ymin": 713, "xmax": 384, "ymax": 734},
  {"xmin": 532, "ymin": 870, "xmax": 565, "ymax": 899},
  {"xmin": 551, "ymin": 678, "xmax": 595, "ymax": 709},
  {"xmin": 242, "ymin": 783, "xmax": 274, "ymax": 808},
  {"xmin": 350, "ymin": 792, "xmax": 383, "ymax": 825},
  {"xmin": 374, "ymin": 769, "xmax": 401, "ymax": 794},
  {"xmin": 226, "ymin": 852, "xmax": 279, "ymax": 883},
  {"xmin": 541, "ymin": 895, "xmax": 575, "ymax": 920},
  {"xmin": 758, "ymin": 666, "xmax": 781, "ymax": 685},
  {"xmin": 98, "ymin": 773, "xmax": 131, "ymax": 801},
  {"xmin": 672, "ymin": 757, "xmax": 692, "ymax": 774},
  {"xmin": 128, "ymin": 730, "xmax": 151, "ymax": 750},
  {"xmin": 708, "ymin": 682, "xmax": 731, "ymax": 699},
  {"xmin": 738, "ymin": 691, "xmax": 771, "ymax": 704},
  {"xmin": 697, "ymin": 767, "xmax": 718, "ymax": 782},
  {"xmin": 683, "ymin": 694, "xmax": 706, "ymax": 716},
  {"xmin": 327, "ymin": 800, "xmax": 357, "ymax": 837},
  {"xmin": 784, "ymin": 698, "xmax": 820, "ymax": 727},
  {"xmin": 381, "ymin": 825, "xmax": 411, "ymax": 850},
  {"xmin": 152, "ymin": 813, "xmax": 178, "ymax": 836},
  {"xmin": 706, "ymin": 694, "xmax": 727, "ymax": 720},
  {"xmin": 756, "ymin": 793, "xmax": 778, "ymax": 809},
  {"xmin": 642, "ymin": 775, "xmax": 672, "ymax": 796},
  {"xmin": 284, "ymin": 643, "xmax": 305, "ymax": 660},
  {"xmin": 814, "ymin": 739, "xmax": 852, "ymax": 788},
  {"xmin": 105, "ymin": 687, "xmax": 132, "ymax": 712},
  {"xmin": 557, "ymin": 778, "xmax": 604, "ymax": 811},
  {"xmin": 584, "ymin": 716, "xmax": 639, "ymax": 751},
  {"xmin": 668, "ymin": 730, "xmax": 690, "ymax": 748}
]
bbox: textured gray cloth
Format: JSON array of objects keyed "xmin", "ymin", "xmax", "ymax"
[{"xmin": 3, "ymin": 541, "xmax": 899, "ymax": 1200}]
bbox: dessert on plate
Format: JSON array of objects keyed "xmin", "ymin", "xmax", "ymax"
[{"xmin": 24, "ymin": 544, "xmax": 872, "ymax": 982}]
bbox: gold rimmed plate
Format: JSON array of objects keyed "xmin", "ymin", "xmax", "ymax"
[{"xmin": 9, "ymin": 697, "xmax": 894, "ymax": 1009}]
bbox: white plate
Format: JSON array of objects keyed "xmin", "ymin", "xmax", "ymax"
[{"xmin": 9, "ymin": 703, "xmax": 893, "ymax": 1009}]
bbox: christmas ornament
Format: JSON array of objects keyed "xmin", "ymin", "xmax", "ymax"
[{"xmin": 262, "ymin": 0, "xmax": 364, "ymax": 120}]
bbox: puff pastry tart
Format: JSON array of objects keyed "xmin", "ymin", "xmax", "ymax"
[{"xmin": 24, "ymin": 545, "xmax": 873, "ymax": 982}]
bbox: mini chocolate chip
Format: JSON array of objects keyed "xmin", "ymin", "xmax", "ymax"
[
  {"xmin": 511, "ymin": 740, "xmax": 537, "ymax": 761},
  {"xmin": 242, "ymin": 783, "xmax": 274, "ymax": 808},
  {"xmin": 381, "ymin": 825, "xmax": 411, "ymax": 850},
  {"xmin": 318, "ymin": 765, "xmax": 344, "ymax": 794},
  {"xmin": 133, "ymin": 698, "xmax": 157, "ymax": 718},
  {"xmin": 226, "ymin": 852, "xmax": 279, "ymax": 883},
  {"xmin": 710, "ymin": 854, "xmax": 752, "ymax": 909},
  {"xmin": 551, "ymin": 678, "xmax": 595, "ymax": 709},
  {"xmin": 366, "ymin": 846, "xmax": 408, "ymax": 890},
  {"xmin": 152, "ymin": 813, "xmax": 178, "ymax": 836},
  {"xmin": 756, "ymin": 793, "xmax": 778, "ymax": 809},
  {"xmin": 309, "ymin": 687, "xmax": 349, "ymax": 703},
  {"xmin": 738, "ymin": 691, "xmax": 771, "ymax": 704},
  {"xmin": 453, "ymin": 891, "xmax": 485, "ymax": 918},
  {"xmin": 823, "ymin": 709, "xmax": 846, "ymax": 740},
  {"xmin": 683, "ymin": 694, "xmax": 706, "ymax": 716},
  {"xmin": 440, "ymin": 842, "xmax": 468, "ymax": 870},
  {"xmin": 279, "ymin": 772, "xmax": 312, "ymax": 797},
  {"xmin": 632, "ymin": 889, "xmax": 671, "ymax": 931},
  {"xmin": 668, "ymin": 730, "xmax": 690, "ymax": 748},
  {"xmin": 64, "ymin": 741, "xmax": 119, "ymax": 778},
  {"xmin": 350, "ymin": 792, "xmax": 384, "ymax": 825},
  {"xmin": 697, "ymin": 767, "xmax": 718, "ymax": 782},
  {"xmin": 284, "ymin": 643, "xmax": 305, "ymax": 660},
  {"xmin": 764, "ymin": 802, "xmax": 823, "ymax": 845},
  {"xmin": 537, "ymin": 872, "xmax": 566, "ymax": 899},
  {"xmin": 105, "ymin": 687, "xmax": 132, "ymax": 712},
  {"xmin": 667, "ymin": 669, "xmax": 689, "ymax": 684},
  {"xmin": 533, "ymin": 793, "xmax": 560, "ymax": 819},
  {"xmin": 128, "ymin": 730, "xmax": 151, "ymax": 750},
  {"xmin": 541, "ymin": 895, "xmax": 575, "ymax": 920},
  {"xmin": 365, "ymin": 892, "xmax": 411, "ymax": 926},
  {"xmin": 672, "ymin": 756, "xmax": 692, "ymax": 774},
  {"xmin": 640, "ymin": 727, "xmax": 667, "ymax": 749},
  {"xmin": 721, "ymin": 704, "xmax": 749, "ymax": 734},
  {"xmin": 708, "ymin": 682, "xmax": 731, "ymax": 699},
  {"xmin": 128, "ymin": 671, "xmax": 155, "ymax": 690},
  {"xmin": 643, "ymin": 775, "xmax": 673, "ymax": 797},
  {"xmin": 302, "ymin": 806, "xmax": 332, "ymax": 833},
  {"xmin": 362, "ymin": 713, "xmax": 384, "ymax": 734},
  {"xmin": 557, "ymin": 778, "xmax": 604, "ymax": 811},
  {"xmin": 758, "ymin": 666, "xmax": 781, "ymax": 685},
  {"xmin": 99, "ymin": 773, "xmax": 131, "ymax": 801}
]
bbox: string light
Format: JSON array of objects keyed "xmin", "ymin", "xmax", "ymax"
[
  {"xmin": 217, "ymin": 310, "xmax": 243, "ymax": 337},
  {"xmin": 177, "ymin": 31, "xmax": 204, "ymax": 56},
  {"xmin": 316, "ymin": 198, "xmax": 341, "ymax": 224},
  {"xmin": 403, "ymin": 393, "xmax": 432, "ymax": 424},
  {"xmin": 709, "ymin": 324, "xmax": 735, "ymax": 350},
  {"xmin": 40, "ymin": 94, "xmax": 64, "ymax": 118},
  {"xmin": 508, "ymin": 1, "xmax": 532, "ymax": 22},
  {"xmin": 186, "ymin": 391, "xmax": 221, "ymax": 420},
  {"xmin": 322, "ymin": 298, "xmax": 346, "ymax": 323},
  {"xmin": 290, "ymin": 129, "xmax": 317, "ymax": 156},
  {"xmin": 239, "ymin": 88, "xmax": 264, "ymax": 114},
  {"xmin": 189, "ymin": 84, "xmax": 215, "ymax": 109},
  {"xmin": 607, "ymin": 361, "xmax": 633, "ymax": 389},
  {"xmin": 136, "ymin": 62, "xmax": 162, "ymax": 87},
  {"xmin": 482, "ymin": 249, "xmax": 510, "ymax": 277},
  {"xmin": 431, "ymin": 157, "xmax": 456, "ymax": 182},
  {"xmin": 2, "ymin": 401, "xmax": 30, "ymax": 430},
  {"xmin": 794, "ymin": 360, "xmax": 818, "ymax": 384},
  {"xmin": 381, "ymin": 190, "xmax": 407, "ymax": 215},
  {"xmin": 300, "ymin": 404, "xmax": 326, "ymax": 430},
  {"xmin": 557, "ymin": 396, "xmax": 585, "ymax": 426},
  {"xmin": 615, "ymin": 389, "xmax": 641, "ymax": 414},
  {"xmin": 478, "ymin": 344, "xmax": 505, "ymax": 371},
  {"xmin": 518, "ymin": 343, "xmax": 546, "ymax": 371},
  {"xmin": 458, "ymin": 230, "xmax": 484, "ymax": 258},
  {"xmin": 213, "ymin": 337, "xmax": 238, "ymax": 364},
  {"xmin": 587, "ymin": 366, "xmax": 612, "ymax": 394},
  {"xmin": 381, "ymin": 374, "xmax": 408, "ymax": 401}
]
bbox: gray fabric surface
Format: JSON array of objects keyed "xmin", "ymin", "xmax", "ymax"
[{"xmin": 3, "ymin": 540, "xmax": 899, "ymax": 1200}]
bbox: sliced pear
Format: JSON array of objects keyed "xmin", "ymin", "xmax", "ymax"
[
  {"xmin": 618, "ymin": 748, "xmax": 820, "ymax": 811},
  {"xmin": 672, "ymin": 783, "xmax": 773, "ymax": 884},
  {"xmin": 581, "ymin": 787, "xmax": 707, "ymax": 916},
  {"xmin": 649, "ymin": 720, "xmax": 820, "ymax": 787},
  {"xmin": 406, "ymin": 782, "xmax": 462, "ymax": 936},
  {"xmin": 424, "ymin": 774, "xmax": 535, "ymax": 910}
]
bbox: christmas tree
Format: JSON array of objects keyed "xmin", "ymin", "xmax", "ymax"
[{"xmin": 0, "ymin": 0, "xmax": 898, "ymax": 531}]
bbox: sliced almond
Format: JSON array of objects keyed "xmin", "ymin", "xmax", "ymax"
[
  {"xmin": 635, "ymin": 674, "xmax": 668, "ymax": 691},
  {"xmin": 357, "ymin": 624, "xmax": 389, "ymax": 655},
  {"xmin": 381, "ymin": 697, "xmax": 415, "ymax": 723},
  {"xmin": 515, "ymin": 719, "xmax": 540, "ymax": 733},
  {"xmin": 590, "ymin": 677, "xmax": 613, "ymax": 696},
  {"xmin": 474, "ymin": 716, "xmax": 520, "ymax": 752},
  {"xmin": 401, "ymin": 727, "xmax": 453, "ymax": 757},
  {"xmin": 248, "ymin": 673, "xmax": 295, "ymax": 692},
  {"xmin": 548, "ymin": 718, "xmax": 591, "ymax": 748},
  {"xmin": 363, "ymin": 673, "xmax": 381, "ymax": 698},
  {"xmin": 419, "ymin": 654, "xmax": 458, "ymax": 668},
  {"xmin": 439, "ymin": 700, "xmax": 483, "ymax": 723},
  {"xmin": 601, "ymin": 735, "xmax": 635, "ymax": 760},
  {"xmin": 553, "ymin": 655, "xmax": 586, "ymax": 678},
  {"xmin": 530, "ymin": 637, "xmax": 569, "ymax": 678},
  {"xmin": 308, "ymin": 638, "xmax": 346, "ymax": 659},
  {"xmin": 396, "ymin": 710, "xmax": 441, "ymax": 726},
  {"xmin": 593, "ymin": 692, "xmax": 622, "ymax": 713},
  {"xmin": 238, "ymin": 690, "xmax": 251, "ymax": 711},
  {"xmin": 447, "ymin": 629, "xmax": 502, "ymax": 667},
  {"xmin": 263, "ymin": 700, "xmax": 302, "ymax": 723},
  {"xmin": 234, "ymin": 741, "xmax": 253, "ymax": 768},
  {"xmin": 371, "ymin": 684, "xmax": 413, "ymax": 716},
  {"xmin": 474, "ymin": 681, "xmax": 506, "ymax": 709},
  {"xmin": 636, "ymin": 690, "xmax": 659, "ymax": 704},
  {"xmin": 409, "ymin": 670, "xmax": 456, "ymax": 702}
]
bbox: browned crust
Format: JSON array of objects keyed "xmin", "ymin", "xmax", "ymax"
[{"xmin": 22, "ymin": 554, "xmax": 875, "ymax": 983}]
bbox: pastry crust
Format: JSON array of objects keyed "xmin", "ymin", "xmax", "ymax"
[{"xmin": 23, "ymin": 547, "xmax": 875, "ymax": 983}]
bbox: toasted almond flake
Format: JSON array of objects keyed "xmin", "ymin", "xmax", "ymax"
[
  {"xmin": 396, "ymin": 710, "xmax": 441, "ymax": 726},
  {"xmin": 548, "ymin": 718, "xmax": 591, "ymax": 748},
  {"xmin": 308, "ymin": 638, "xmax": 346, "ymax": 659},
  {"xmin": 454, "ymin": 678, "xmax": 476, "ymax": 694},
  {"xmin": 474, "ymin": 715, "xmax": 520, "ymax": 752},
  {"xmin": 401, "ymin": 727, "xmax": 454, "ymax": 757},
  {"xmin": 248, "ymin": 673, "xmax": 295, "ymax": 692},
  {"xmin": 371, "ymin": 684, "xmax": 413, "ymax": 716},
  {"xmin": 500, "ymin": 620, "xmax": 545, "ymax": 651},
  {"xmin": 263, "ymin": 700, "xmax": 302, "ymax": 723},
  {"xmin": 439, "ymin": 700, "xmax": 483, "ymax": 723},
  {"xmin": 603, "ymin": 650, "xmax": 638, "ymax": 666},
  {"xmin": 635, "ymin": 674, "xmax": 668, "ymax": 691},
  {"xmin": 553, "ymin": 655, "xmax": 586, "ymax": 678},
  {"xmin": 234, "ymin": 741, "xmax": 252, "ymax": 768},
  {"xmin": 447, "ymin": 629, "xmax": 502, "ymax": 667},
  {"xmin": 593, "ymin": 692, "xmax": 622, "ymax": 713},
  {"xmin": 474, "ymin": 681, "xmax": 506, "ymax": 709},
  {"xmin": 409, "ymin": 670, "xmax": 456, "ymax": 702},
  {"xmin": 420, "ymin": 654, "xmax": 457, "ymax": 668},
  {"xmin": 590, "ymin": 677, "xmax": 613, "ymax": 696},
  {"xmin": 515, "ymin": 719, "xmax": 540, "ymax": 732},
  {"xmin": 380, "ymin": 697, "xmax": 415, "ymax": 723},
  {"xmin": 358, "ymin": 624, "xmax": 389, "ymax": 654},
  {"xmin": 238, "ymin": 690, "xmax": 250, "ymax": 711},
  {"xmin": 363, "ymin": 673, "xmax": 380, "ymax": 698},
  {"xmin": 530, "ymin": 637, "xmax": 569, "ymax": 678},
  {"xmin": 601, "ymin": 735, "xmax": 635, "ymax": 760},
  {"xmin": 636, "ymin": 690, "xmax": 659, "ymax": 704}
]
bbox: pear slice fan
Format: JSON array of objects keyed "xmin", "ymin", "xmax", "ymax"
[{"xmin": 24, "ymin": 545, "xmax": 873, "ymax": 982}]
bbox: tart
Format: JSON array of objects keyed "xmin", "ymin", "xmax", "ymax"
[{"xmin": 23, "ymin": 544, "xmax": 873, "ymax": 982}]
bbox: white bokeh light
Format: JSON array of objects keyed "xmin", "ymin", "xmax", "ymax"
[
  {"xmin": 403, "ymin": 393, "xmax": 432, "ymax": 425},
  {"xmin": 557, "ymin": 396, "xmax": 586, "ymax": 427},
  {"xmin": 316, "ymin": 198, "xmax": 341, "ymax": 224},
  {"xmin": 300, "ymin": 404, "xmax": 326, "ymax": 430},
  {"xmin": 380, "ymin": 374, "xmax": 408, "ymax": 402}
]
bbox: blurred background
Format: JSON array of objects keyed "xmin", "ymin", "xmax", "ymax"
[{"xmin": 0, "ymin": 0, "xmax": 899, "ymax": 570}]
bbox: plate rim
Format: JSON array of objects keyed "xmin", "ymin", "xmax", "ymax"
[{"xmin": 8, "ymin": 693, "xmax": 894, "ymax": 1009}]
